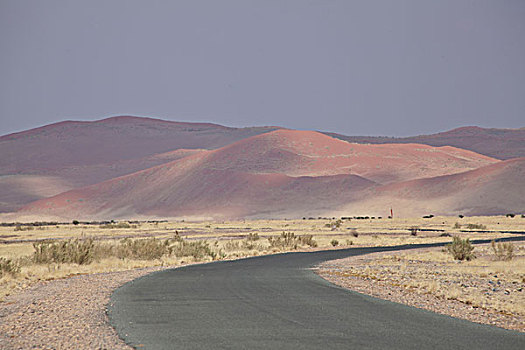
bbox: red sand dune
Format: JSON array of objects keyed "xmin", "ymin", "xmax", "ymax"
[
  {"xmin": 0, "ymin": 116, "xmax": 279, "ymax": 211},
  {"xmin": 20, "ymin": 130, "xmax": 503, "ymax": 220},
  {"xmin": 0, "ymin": 175, "xmax": 75, "ymax": 213},
  {"xmin": 0, "ymin": 116, "xmax": 279, "ymax": 172},
  {"xmin": 201, "ymin": 129, "xmax": 497, "ymax": 183},
  {"xmin": 325, "ymin": 126, "xmax": 525, "ymax": 160},
  {"xmin": 339, "ymin": 158, "xmax": 525, "ymax": 217}
]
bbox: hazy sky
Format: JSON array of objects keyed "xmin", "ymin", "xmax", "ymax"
[{"xmin": 1, "ymin": 0, "xmax": 524, "ymax": 137}]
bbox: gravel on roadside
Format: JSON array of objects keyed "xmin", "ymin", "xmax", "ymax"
[
  {"xmin": 0, "ymin": 266, "xmax": 171, "ymax": 349},
  {"xmin": 315, "ymin": 249, "xmax": 524, "ymax": 333}
]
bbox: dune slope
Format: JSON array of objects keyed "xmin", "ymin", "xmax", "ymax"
[
  {"xmin": 325, "ymin": 126, "xmax": 525, "ymax": 160},
  {"xmin": 19, "ymin": 130, "xmax": 502, "ymax": 219},
  {"xmin": 341, "ymin": 158, "xmax": 525, "ymax": 217},
  {"xmin": 0, "ymin": 116, "xmax": 279, "ymax": 211}
]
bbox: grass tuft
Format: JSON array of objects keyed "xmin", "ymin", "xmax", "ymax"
[
  {"xmin": 447, "ymin": 237, "xmax": 475, "ymax": 261},
  {"xmin": 33, "ymin": 239, "xmax": 96, "ymax": 265},
  {"xmin": 0, "ymin": 257, "xmax": 20, "ymax": 277},
  {"xmin": 491, "ymin": 240, "xmax": 514, "ymax": 261}
]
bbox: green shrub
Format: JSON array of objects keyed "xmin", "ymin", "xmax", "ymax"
[
  {"xmin": 325, "ymin": 219, "xmax": 342, "ymax": 229},
  {"xmin": 246, "ymin": 233, "xmax": 260, "ymax": 241},
  {"xmin": 465, "ymin": 223, "xmax": 486, "ymax": 230},
  {"xmin": 268, "ymin": 232, "xmax": 298, "ymax": 249},
  {"xmin": 33, "ymin": 237, "xmax": 179, "ymax": 264},
  {"xmin": 116, "ymin": 238, "xmax": 171, "ymax": 260},
  {"xmin": 330, "ymin": 239, "xmax": 339, "ymax": 247},
  {"xmin": 172, "ymin": 240, "xmax": 216, "ymax": 260},
  {"xmin": 99, "ymin": 222, "xmax": 131, "ymax": 229},
  {"xmin": 491, "ymin": 240, "xmax": 514, "ymax": 261},
  {"xmin": 223, "ymin": 240, "xmax": 241, "ymax": 251},
  {"xmin": 14, "ymin": 225, "xmax": 34, "ymax": 232},
  {"xmin": 298, "ymin": 234, "xmax": 318, "ymax": 247},
  {"xmin": 0, "ymin": 257, "xmax": 20, "ymax": 277},
  {"xmin": 447, "ymin": 237, "xmax": 475, "ymax": 261},
  {"xmin": 267, "ymin": 232, "xmax": 318, "ymax": 250},
  {"xmin": 33, "ymin": 239, "xmax": 95, "ymax": 265}
]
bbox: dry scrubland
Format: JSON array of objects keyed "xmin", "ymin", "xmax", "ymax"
[
  {"xmin": 0, "ymin": 215, "xmax": 523, "ymax": 348},
  {"xmin": 0, "ymin": 215, "xmax": 522, "ymax": 301},
  {"xmin": 318, "ymin": 240, "xmax": 524, "ymax": 331}
]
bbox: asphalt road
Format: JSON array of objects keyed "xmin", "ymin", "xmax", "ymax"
[{"xmin": 109, "ymin": 240, "xmax": 525, "ymax": 349}]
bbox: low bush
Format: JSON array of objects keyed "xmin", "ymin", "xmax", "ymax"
[
  {"xmin": 491, "ymin": 241, "xmax": 514, "ymax": 261},
  {"xmin": 31, "ymin": 236, "xmax": 219, "ymax": 265},
  {"xmin": 268, "ymin": 232, "xmax": 297, "ymax": 249},
  {"xmin": 223, "ymin": 240, "xmax": 241, "ymax": 251},
  {"xmin": 349, "ymin": 229, "xmax": 358, "ymax": 237},
  {"xmin": 447, "ymin": 237, "xmax": 475, "ymax": 261},
  {"xmin": 409, "ymin": 226, "xmax": 419, "ymax": 236},
  {"xmin": 14, "ymin": 225, "xmax": 34, "ymax": 232},
  {"xmin": 465, "ymin": 223, "xmax": 486, "ymax": 230},
  {"xmin": 453, "ymin": 222, "xmax": 462, "ymax": 229},
  {"xmin": 0, "ymin": 257, "xmax": 20, "ymax": 277},
  {"xmin": 116, "ymin": 238, "xmax": 171, "ymax": 260},
  {"xmin": 99, "ymin": 222, "xmax": 131, "ymax": 229},
  {"xmin": 325, "ymin": 219, "xmax": 342, "ymax": 229},
  {"xmin": 172, "ymin": 240, "xmax": 217, "ymax": 260},
  {"xmin": 246, "ymin": 233, "xmax": 260, "ymax": 241},
  {"xmin": 330, "ymin": 239, "xmax": 339, "ymax": 247},
  {"xmin": 33, "ymin": 239, "xmax": 95, "ymax": 265},
  {"xmin": 298, "ymin": 234, "xmax": 318, "ymax": 247}
]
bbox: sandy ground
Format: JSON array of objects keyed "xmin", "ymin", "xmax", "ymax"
[
  {"xmin": 316, "ymin": 244, "xmax": 525, "ymax": 332},
  {"xmin": 0, "ymin": 217, "xmax": 523, "ymax": 348},
  {"xmin": 0, "ymin": 267, "xmax": 170, "ymax": 349},
  {"xmin": 1, "ymin": 245, "xmax": 523, "ymax": 349}
]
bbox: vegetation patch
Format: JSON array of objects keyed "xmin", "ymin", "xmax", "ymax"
[
  {"xmin": 99, "ymin": 222, "xmax": 136, "ymax": 229},
  {"xmin": 447, "ymin": 237, "xmax": 475, "ymax": 261},
  {"xmin": 33, "ymin": 239, "xmax": 96, "ymax": 265},
  {"xmin": 491, "ymin": 240, "xmax": 514, "ymax": 261},
  {"xmin": 268, "ymin": 231, "xmax": 318, "ymax": 250},
  {"xmin": 465, "ymin": 223, "xmax": 487, "ymax": 230},
  {"xmin": 0, "ymin": 258, "xmax": 20, "ymax": 277}
]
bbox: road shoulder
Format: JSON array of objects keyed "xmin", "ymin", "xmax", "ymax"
[{"xmin": 315, "ymin": 244, "xmax": 524, "ymax": 332}]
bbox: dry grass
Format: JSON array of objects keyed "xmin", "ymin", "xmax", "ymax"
[
  {"xmin": 0, "ymin": 216, "xmax": 522, "ymax": 300},
  {"xmin": 321, "ymin": 242, "xmax": 525, "ymax": 319}
]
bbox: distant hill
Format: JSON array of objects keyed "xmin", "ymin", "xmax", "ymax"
[
  {"xmin": 338, "ymin": 157, "xmax": 525, "ymax": 217},
  {"xmin": 3, "ymin": 117, "xmax": 523, "ymax": 218},
  {"xmin": 0, "ymin": 116, "xmax": 279, "ymax": 212},
  {"xmin": 323, "ymin": 126, "xmax": 525, "ymax": 160},
  {"xmin": 19, "ymin": 130, "xmax": 499, "ymax": 220}
]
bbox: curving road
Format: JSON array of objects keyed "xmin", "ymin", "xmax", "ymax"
[{"xmin": 109, "ymin": 241, "xmax": 525, "ymax": 349}]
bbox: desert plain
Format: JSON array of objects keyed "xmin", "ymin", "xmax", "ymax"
[
  {"xmin": 0, "ymin": 215, "xmax": 523, "ymax": 347},
  {"xmin": 0, "ymin": 117, "xmax": 524, "ymax": 348}
]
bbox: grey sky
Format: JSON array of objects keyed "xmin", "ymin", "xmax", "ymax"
[{"xmin": 1, "ymin": 0, "xmax": 524, "ymax": 137}]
